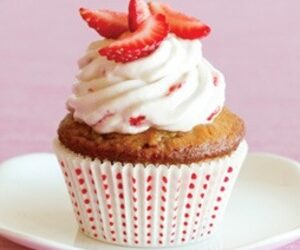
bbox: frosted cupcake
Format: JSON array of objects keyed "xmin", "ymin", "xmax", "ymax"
[{"xmin": 54, "ymin": 0, "xmax": 247, "ymax": 247}]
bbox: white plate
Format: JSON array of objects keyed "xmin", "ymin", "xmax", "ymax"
[{"xmin": 0, "ymin": 153, "xmax": 300, "ymax": 250}]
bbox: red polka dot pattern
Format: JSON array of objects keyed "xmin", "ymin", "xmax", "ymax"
[
  {"xmin": 59, "ymin": 162, "xmax": 85, "ymax": 233},
  {"xmin": 56, "ymin": 139, "xmax": 247, "ymax": 247},
  {"xmin": 145, "ymin": 175, "xmax": 154, "ymax": 243},
  {"xmin": 131, "ymin": 176, "xmax": 139, "ymax": 244}
]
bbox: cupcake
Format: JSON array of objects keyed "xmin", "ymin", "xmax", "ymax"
[{"xmin": 53, "ymin": 0, "xmax": 247, "ymax": 247}]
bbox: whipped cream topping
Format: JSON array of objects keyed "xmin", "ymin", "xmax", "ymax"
[{"xmin": 67, "ymin": 35, "xmax": 225, "ymax": 134}]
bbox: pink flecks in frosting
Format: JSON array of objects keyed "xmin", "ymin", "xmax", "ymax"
[
  {"xmin": 212, "ymin": 73, "xmax": 219, "ymax": 86},
  {"xmin": 129, "ymin": 115, "xmax": 146, "ymax": 126},
  {"xmin": 94, "ymin": 111, "xmax": 115, "ymax": 126},
  {"xmin": 166, "ymin": 83, "xmax": 183, "ymax": 96},
  {"xmin": 207, "ymin": 106, "xmax": 221, "ymax": 122}
]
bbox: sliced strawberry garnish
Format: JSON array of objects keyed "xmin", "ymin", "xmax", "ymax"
[
  {"xmin": 99, "ymin": 14, "xmax": 169, "ymax": 63},
  {"xmin": 128, "ymin": 0, "xmax": 151, "ymax": 32},
  {"xmin": 149, "ymin": 2, "xmax": 211, "ymax": 39},
  {"xmin": 79, "ymin": 8, "xmax": 129, "ymax": 39}
]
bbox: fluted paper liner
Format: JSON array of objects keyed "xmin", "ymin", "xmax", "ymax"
[{"xmin": 53, "ymin": 139, "xmax": 248, "ymax": 247}]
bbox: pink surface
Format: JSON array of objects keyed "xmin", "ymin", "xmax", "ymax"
[{"xmin": 0, "ymin": 0, "xmax": 299, "ymax": 249}]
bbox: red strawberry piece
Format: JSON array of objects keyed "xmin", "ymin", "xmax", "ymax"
[
  {"xmin": 99, "ymin": 14, "xmax": 169, "ymax": 63},
  {"xmin": 207, "ymin": 106, "xmax": 221, "ymax": 121},
  {"xmin": 149, "ymin": 2, "xmax": 211, "ymax": 39},
  {"xmin": 79, "ymin": 8, "xmax": 129, "ymax": 39},
  {"xmin": 128, "ymin": 0, "xmax": 151, "ymax": 32},
  {"xmin": 166, "ymin": 82, "xmax": 182, "ymax": 96},
  {"xmin": 129, "ymin": 115, "xmax": 146, "ymax": 126}
]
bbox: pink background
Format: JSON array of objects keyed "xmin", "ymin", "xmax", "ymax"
[{"xmin": 0, "ymin": 0, "xmax": 299, "ymax": 249}]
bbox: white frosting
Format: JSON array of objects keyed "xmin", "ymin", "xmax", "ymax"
[{"xmin": 67, "ymin": 35, "xmax": 225, "ymax": 134}]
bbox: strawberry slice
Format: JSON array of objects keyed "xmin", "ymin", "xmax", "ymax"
[
  {"xmin": 149, "ymin": 2, "xmax": 211, "ymax": 39},
  {"xmin": 79, "ymin": 8, "xmax": 129, "ymax": 39},
  {"xmin": 99, "ymin": 14, "xmax": 169, "ymax": 63},
  {"xmin": 128, "ymin": 0, "xmax": 151, "ymax": 32}
]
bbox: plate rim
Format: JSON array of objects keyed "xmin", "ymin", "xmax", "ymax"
[{"xmin": 0, "ymin": 225, "xmax": 80, "ymax": 250}]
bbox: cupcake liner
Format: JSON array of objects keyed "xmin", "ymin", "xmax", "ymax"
[{"xmin": 53, "ymin": 139, "xmax": 248, "ymax": 247}]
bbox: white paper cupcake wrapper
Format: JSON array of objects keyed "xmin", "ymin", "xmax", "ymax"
[{"xmin": 53, "ymin": 139, "xmax": 248, "ymax": 247}]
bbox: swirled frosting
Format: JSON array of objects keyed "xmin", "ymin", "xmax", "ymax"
[{"xmin": 67, "ymin": 35, "xmax": 225, "ymax": 134}]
